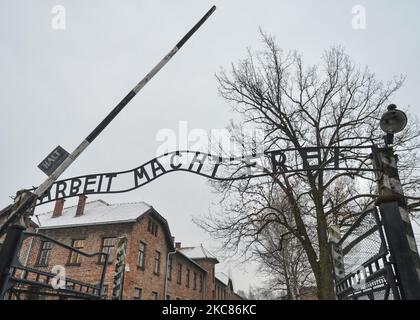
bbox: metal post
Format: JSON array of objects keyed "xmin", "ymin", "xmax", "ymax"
[
  {"xmin": 98, "ymin": 252, "xmax": 109, "ymax": 299},
  {"xmin": 0, "ymin": 224, "xmax": 25, "ymax": 299},
  {"xmin": 328, "ymin": 225, "xmax": 344, "ymax": 299},
  {"xmin": 112, "ymin": 236, "xmax": 128, "ymax": 300},
  {"xmin": 329, "ymin": 225, "xmax": 345, "ymax": 280},
  {"xmin": 372, "ymin": 146, "xmax": 420, "ymax": 300},
  {"xmin": 164, "ymin": 250, "xmax": 176, "ymax": 300}
]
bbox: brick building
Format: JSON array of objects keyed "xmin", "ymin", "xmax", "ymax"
[{"xmin": 20, "ymin": 196, "xmax": 244, "ymax": 300}]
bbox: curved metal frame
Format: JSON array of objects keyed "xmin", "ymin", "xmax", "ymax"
[{"xmin": 35, "ymin": 146, "xmax": 377, "ymax": 205}]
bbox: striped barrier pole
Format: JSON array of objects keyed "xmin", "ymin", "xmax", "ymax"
[{"xmin": 373, "ymin": 145, "xmax": 420, "ymax": 299}]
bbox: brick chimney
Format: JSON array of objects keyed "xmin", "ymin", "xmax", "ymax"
[
  {"xmin": 52, "ymin": 199, "xmax": 65, "ymax": 218},
  {"xmin": 75, "ymin": 195, "xmax": 87, "ymax": 217},
  {"xmin": 175, "ymin": 242, "xmax": 182, "ymax": 250}
]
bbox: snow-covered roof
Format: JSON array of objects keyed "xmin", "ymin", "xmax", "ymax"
[
  {"xmin": 33, "ymin": 200, "xmax": 152, "ymax": 229},
  {"xmin": 178, "ymin": 244, "xmax": 219, "ymax": 262},
  {"xmin": 174, "ymin": 251, "xmax": 209, "ymax": 273},
  {"xmin": 215, "ymin": 272, "xmax": 230, "ymax": 286}
]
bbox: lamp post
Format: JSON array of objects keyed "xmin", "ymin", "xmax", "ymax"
[
  {"xmin": 380, "ymin": 104, "xmax": 408, "ymax": 146},
  {"xmin": 372, "ymin": 104, "xmax": 420, "ymax": 300}
]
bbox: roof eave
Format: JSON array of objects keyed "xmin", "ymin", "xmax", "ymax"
[
  {"xmin": 190, "ymin": 256, "xmax": 220, "ymax": 264},
  {"xmin": 175, "ymin": 251, "xmax": 209, "ymax": 273},
  {"xmin": 37, "ymin": 219, "xmax": 137, "ymax": 230}
]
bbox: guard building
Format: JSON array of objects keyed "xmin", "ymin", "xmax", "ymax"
[{"xmin": 20, "ymin": 196, "xmax": 244, "ymax": 300}]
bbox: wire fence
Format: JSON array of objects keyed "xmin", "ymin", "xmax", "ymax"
[
  {"xmin": 3, "ymin": 231, "xmax": 108, "ymax": 300},
  {"xmin": 335, "ymin": 208, "xmax": 400, "ymax": 300}
]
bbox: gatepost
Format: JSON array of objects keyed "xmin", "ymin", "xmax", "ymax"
[
  {"xmin": 112, "ymin": 236, "xmax": 128, "ymax": 300},
  {"xmin": 372, "ymin": 145, "xmax": 420, "ymax": 300}
]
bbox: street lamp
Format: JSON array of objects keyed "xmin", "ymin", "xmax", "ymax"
[{"xmin": 380, "ymin": 104, "xmax": 408, "ymax": 145}]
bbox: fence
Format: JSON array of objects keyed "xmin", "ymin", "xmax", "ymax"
[
  {"xmin": 1, "ymin": 230, "xmax": 108, "ymax": 300},
  {"xmin": 334, "ymin": 208, "xmax": 401, "ymax": 300}
]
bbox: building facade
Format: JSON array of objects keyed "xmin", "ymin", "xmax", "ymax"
[{"xmin": 20, "ymin": 196, "xmax": 243, "ymax": 300}]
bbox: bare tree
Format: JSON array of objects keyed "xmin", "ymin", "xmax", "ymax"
[
  {"xmin": 256, "ymin": 222, "xmax": 314, "ymax": 300},
  {"xmin": 247, "ymin": 286, "xmax": 278, "ymax": 300},
  {"xmin": 196, "ymin": 31, "xmax": 420, "ymax": 299}
]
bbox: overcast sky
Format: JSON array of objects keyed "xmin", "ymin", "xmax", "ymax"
[{"xmin": 1, "ymin": 0, "xmax": 420, "ymax": 293}]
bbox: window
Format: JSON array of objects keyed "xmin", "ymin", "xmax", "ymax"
[
  {"xmin": 154, "ymin": 251, "xmax": 161, "ymax": 275},
  {"xmin": 151, "ymin": 291, "xmax": 158, "ymax": 300},
  {"xmin": 68, "ymin": 239, "xmax": 84, "ymax": 265},
  {"xmin": 102, "ymin": 285, "xmax": 109, "ymax": 299},
  {"xmin": 147, "ymin": 218, "xmax": 158, "ymax": 236},
  {"xmin": 137, "ymin": 242, "xmax": 146, "ymax": 269},
  {"xmin": 134, "ymin": 288, "xmax": 142, "ymax": 300},
  {"xmin": 36, "ymin": 241, "xmax": 52, "ymax": 266},
  {"xmin": 168, "ymin": 256, "xmax": 173, "ymax": 280},
  {"xmin": 99, "ymin": 237, "xmax": 116, "ymax": 264},
  {"xmin": 186, "ymin": 268, "xmax": 190, "ymax": 288},
  {"xmin": 177, "ymin": 264, "xmax": 182, "ymax": 285},
  {"xmin": 199, "ymin": 274, "xmax": 203, "ymax": 292},
  {"xmin": 193, "ymin": 272, "xmax": 197, "ymax": 290}
]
